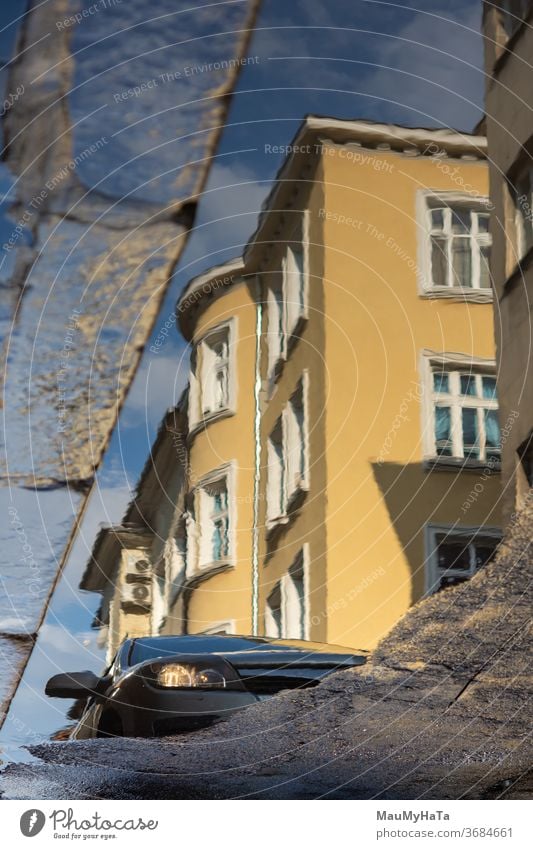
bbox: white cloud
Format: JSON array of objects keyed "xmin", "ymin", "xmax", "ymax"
[{"xmin": 361, "ymin": 3, "xmax": 483, "ymax": 129}]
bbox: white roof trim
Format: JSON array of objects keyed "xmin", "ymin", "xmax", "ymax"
[
  {"xmin": 176, "ymin": 256, "xmax": 244, "ymax": 318},
  {"xmin": 303, "ymin": 115, "xmax": 487, "ymax": 156}
]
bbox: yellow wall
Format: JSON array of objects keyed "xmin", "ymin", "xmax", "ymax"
[
  {"xmin": 257, "ymin": 171, "xmax": 330, "ymax": 642},
  {"xmin": 186, "ymin": 280, "xmax": 257, "ymax": 634},
  {"xmin": 320, "ymin": 143, "xmax": 501, "ymax": 648},
  {"xmin": 179, "ymin": 136, "xmax": 503, "ymax": 653}
]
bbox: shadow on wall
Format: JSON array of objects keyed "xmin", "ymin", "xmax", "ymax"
[{"xmin": 371, "ymin": 461, "xmax": 503, "ymax": 605}]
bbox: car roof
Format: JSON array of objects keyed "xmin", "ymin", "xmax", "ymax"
[{"xmin": 127, "ymin": 634, "xmax": 365, "ymax": 665}]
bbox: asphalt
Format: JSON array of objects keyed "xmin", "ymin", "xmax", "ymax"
[{"xmin": 1, "ymin": 503, "xmax": 531, "ymax": 800}]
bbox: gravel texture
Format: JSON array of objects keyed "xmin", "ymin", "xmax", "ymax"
[{"xmin": 2, "ymin": 499, "xmax": 531, "ymax": 799}]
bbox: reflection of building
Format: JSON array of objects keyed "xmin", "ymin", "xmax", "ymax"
[
  {"xmin": 81, "ymin": 404, "xmax": 188, "ymax": 663},
  {"xmin": 483, "ymin": 2, "xmax": 533, "ymax": 525},
  {"xmin": 84, "ymin": 118, "xmax": 504, "ymax": 654},
  {"xmin": 176, "ymin": 117, "xmax": 503, "ymax": 650}
]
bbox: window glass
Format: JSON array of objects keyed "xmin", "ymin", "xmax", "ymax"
[
  {"xmin": 430, "ymin": 365, "xmax": 500, "ymax": 462},
  {"xmin": 482, "ymin": 376, "xmax": 497, "ymax": 399},
  {"xmin": 462, "ymin": 408, "xmax": 479, "ymax": 459},
  {"xmin": 430, "ymin": 208, "xmax": 445, "ymax": 230},
  {"xmin": 480, "ymin": 244, "xmax": 491, "ymax": 288},
  {"xmin": 484, "ymin": 410, "xmax": 501, "ymax": 461},
  {"xmin": 460, "ymin": 375, "xmax": 477, "ymax": 396},
  {"xmin": 199, "ymin": 327, "xmax": 231, "ymax": 415},
  {"xmin": 451, "ymin": 239, "xmax": 472, "ymax": 287},
  {"xmin": 197, "ymin": 477, "xmax": 230, "ymax": 567},
  {"xmin": 429, "ymin": 530, "xmax": 501, "ymax": 594},
  {"xmin": 267, "ymin": 418, "xmax": 285, "ymax": 522},
  {"xmin": 435, "ymin": 406, "xmax": 452, "ymax": 456},
  {"xmin": 437, "ymin": 539, "xmax": 471, "ymax": 573},
  {"xmin": 433, "ymin": 372, "xmax": 449, "ymax": 393},
  {"xmin": 285, "ymin": 558, "xmax": 306, "ymax": 640},
  {"xmin": 284, "ymin": 239, "xmax": 306, "ymax": 336},
  {"xmin": 431, "ymin": 237, "xmax": 448, "ymax": 286},
  {"xmin": 451, "ymin": 207, "xmax": 471, "ymax": 234},
  {"xmin": 265, "ymin": 585, "xmax": 282, "ymax": 638}
]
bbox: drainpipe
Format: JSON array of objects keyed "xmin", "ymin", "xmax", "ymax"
[{"xmin": 251, "ymin": 279, "xmax": 262, "ymax": 635}]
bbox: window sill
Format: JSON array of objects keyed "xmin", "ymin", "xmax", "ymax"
[
  {"xmin": 185, "ymin": 560, "xmax": 234, "ymax": 584},
  {"xmin": 419, "ymin": 286, "xmax": 493, "ymax": 303},
  {"xmin": 265, "ymin": 485, "xmax": 309, "ymax": 539},
  {"xmin": 266, "ymin": 514, "xmax": 290, "ymax": 533},
  {"xmin": 188, "ymin": 406, "xmax": 235, "ymax": 441},
  {"xmin": 423, "ymin": 457, "xmax": 501, "ymax": 474}
]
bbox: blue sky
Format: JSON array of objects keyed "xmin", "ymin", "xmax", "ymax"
[
  {"xmin": 0, "ymin": 0, "xmax": 487, "ymax": 749},
  {"xmin": 116, "ymin": 0, "xmax": 485, "ymax": 485}
]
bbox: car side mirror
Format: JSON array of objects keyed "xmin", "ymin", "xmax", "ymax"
[{"xmin": 45, "ymin": 670, "xmax": 102, "ymax": 699}]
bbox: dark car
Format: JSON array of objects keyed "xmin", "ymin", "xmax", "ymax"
[{"xmin": 45, "ymin": 634, "xmax": 367, "ymax": 739}]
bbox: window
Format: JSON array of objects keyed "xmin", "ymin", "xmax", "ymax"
[
  {"xmin": 265, "ymin": 584, "xmax": 282, "ymax": 637},
  {"xmin": 264, "ymin": 549, "xmax": 308, "ymax": 639},
  {"xmin": 500, "ymin": 0, "xmax": 530, "ymax": 39},
  {"xmin": 511, "ymin": 164, "xmax": 533, "ymax": 260},
  {"xmin": 267, "ymin": 285, "xmax": 285, "ymax": 378},
  {"xmin": 286, "ymin": 379, "xmax": 308, "ymax": 498},
  {"xmin": 283, "ymin": 551, "xmax": 307, "ymax": 639},
  {"xmin": 426, "ymin": 526, "xmax": 501, "ymax": 594},
  {"xmin": 283, "ymin": 242, "xmax": 307, "ymax": 337},
  {"xmin": 190, "ymin": 467, "xmax": 234, "ymax": 572},
  {"xmin": 424, "ymin": 197, "xmax": 491, "ymax": 292},
  {"xmin": 266, "ymin": 219, "xmax": 309, "ymax": 380},
  {"xmin": 428, "ymin": 361, "xmax": 500, "ymax": 464},
  {"xmin": 201, "ymin": 328, "xmax": 229, "ymax": 414},
  {"xmin": 267, "ymin": 418, "xmax": 285, "ymax": 524},
  {"xmin": 266, "ymin": 375, "xmax": 309, "ymax": 527},
  {"xmin": 189, "ymin": 321, "xmax": 235, "ymax": 430}
]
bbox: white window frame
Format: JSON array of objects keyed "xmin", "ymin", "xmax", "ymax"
[
  {"xmin": 425, "ymin": 524, "xmax": 502, "ymax": 595},
  {"xmin": 500, "ymin": 0, "xmax": 530, "ymax": 39},
  {"xmin": 166, "ymin": 533, "xmax": 187, "ymax": 608},
  {"xmin": 285, "ymin": 372, "xmax": 310, "ymax": 501},
  {"xmin": 265, "ymin": 583, "xmax": 282, "ymax": 638},
  {"xmin": 188, "ymin": 318, "xmax": 237, "ymax": 432},
  {"xmin": 187, "ymin": 462, "xmax": 236, "ymax": 576},
  {"xmin": 266, "ymin": 282, "xmax": 286, "ymax": 382},
  {"xmin": 281, "ymin": 546, "xmax": 310, "ymax": 640},
  {"xmin": 266, "ymin": 416, "xmax": 285, "ymax": 525},
  {"xmin": 283, "ymin": 243, "xmax": 308, "ymax": 337},
  {"xmin": 266, "ymin": 372, "xmax": 310, "ymax": 529},
  {"xmin": 417, "ymin": 191, "xmax": 493, "ymax": 301},
  {"xmin": 421, "ymin": 351, "xmax": 500, "ymax": 466}
]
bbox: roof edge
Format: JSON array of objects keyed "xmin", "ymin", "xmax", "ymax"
[{"xmin": 176, "ymin": 256, "xmax": 245, "ymax": 339}]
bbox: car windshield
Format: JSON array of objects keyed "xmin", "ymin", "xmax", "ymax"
[{"xmin": 129, "ymin": 635, "xmax": 359, "ymax": 666}]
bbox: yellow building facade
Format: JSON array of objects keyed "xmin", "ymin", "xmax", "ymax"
[{"xmin": 176, "ymin": 118, "xmax": 503, "ymax": 650}]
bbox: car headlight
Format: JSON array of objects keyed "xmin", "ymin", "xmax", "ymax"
[{"xmin": 156, "ymin": 664, "xmax": 226, "ymax": 689}]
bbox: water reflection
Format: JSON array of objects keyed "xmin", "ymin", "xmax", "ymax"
[{"xmin": 0, "ymin": 0, "xmax": 486, "ymax": 757}]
